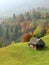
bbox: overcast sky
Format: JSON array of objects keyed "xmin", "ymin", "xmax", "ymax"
[{"xmin": 0, "ymin": 0, "xmax": 49, "ymax": 17}]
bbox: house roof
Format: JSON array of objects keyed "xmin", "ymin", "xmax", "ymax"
[{"xmin": 29, "ymin": 38, "xmax": 44, "ymax": 45}]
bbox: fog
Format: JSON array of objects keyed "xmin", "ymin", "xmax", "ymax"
[{"xmin": 0, "ymin": 0, "xmax": 49, "ymax": 17}]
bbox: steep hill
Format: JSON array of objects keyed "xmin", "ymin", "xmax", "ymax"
[{"xmin": 0, "ymin": 35, "xmax": 49, "ymax": 65}]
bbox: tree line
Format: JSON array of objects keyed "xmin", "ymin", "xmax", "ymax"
[{"xmin": 0, "ymin": 8, "xmax": 49, "ymax": 47}]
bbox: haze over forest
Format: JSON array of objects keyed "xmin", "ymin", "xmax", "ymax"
[{"xmin": 0, "ymin": 0, "xmax": 49, "ymax": 17}]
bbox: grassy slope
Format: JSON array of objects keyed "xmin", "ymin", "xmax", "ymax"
[{"xmin": 0, "ymin": 35, "xmax": 49, "ymax": 65}]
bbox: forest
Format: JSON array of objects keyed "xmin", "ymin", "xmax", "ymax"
[{"xmin": 0, "ymin": 8, "xmax": 49, "ymax": 47}]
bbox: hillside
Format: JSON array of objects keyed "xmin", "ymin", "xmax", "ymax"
[{"xmin": 0, "ymin": 35, "xmax": 49, "ymax": 65}]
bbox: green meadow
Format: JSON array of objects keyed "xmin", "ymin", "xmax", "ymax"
[{"xmin": 0, "ymin": 35, "xmax": 49, "ymax": 65}]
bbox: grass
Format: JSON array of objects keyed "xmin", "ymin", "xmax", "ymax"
[{"xmin": 0, "ymin": 35, "xmax": 49, "ymax": 65}]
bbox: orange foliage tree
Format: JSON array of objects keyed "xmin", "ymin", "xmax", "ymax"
[{"xmin": 21, "ymin": 34, "xmax": 32, "ymax": 42}]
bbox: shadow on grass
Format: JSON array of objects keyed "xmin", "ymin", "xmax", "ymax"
[{"xmin": 40, "ymin": 46, "xmax": 49, "ymax": 51}]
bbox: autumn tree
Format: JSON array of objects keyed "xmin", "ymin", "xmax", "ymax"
[
  {"xmin": 22, "ymin": 34, "xmax": 32, "ymax": 42},
  {"xmin": 17, "ymin": 14, "xmax": 25, "ymax": 22}
]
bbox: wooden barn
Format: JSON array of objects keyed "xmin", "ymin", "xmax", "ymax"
[{"xmin": 28, "ymin": 39, "xmax": 45, "ymax": 50}]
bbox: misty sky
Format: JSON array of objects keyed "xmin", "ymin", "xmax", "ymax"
[{"xmin": 0, "ymin": 0, "xmax": 49, "ymax": 17}]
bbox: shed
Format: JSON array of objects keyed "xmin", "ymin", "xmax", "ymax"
[{"xmin": 28, "ymin": 39, "xmax": 45, "ymax": 50}]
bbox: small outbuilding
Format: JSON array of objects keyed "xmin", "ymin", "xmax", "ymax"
[{"xmin": 28, "ymin": 39, "xmax": 45, "ymax": 50}]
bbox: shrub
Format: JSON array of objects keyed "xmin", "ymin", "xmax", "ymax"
[{"xmin": 21, "ymin": 34, "xmax": 32, "ymax": 42}]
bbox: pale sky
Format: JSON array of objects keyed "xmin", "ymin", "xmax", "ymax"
[{"xmin": 0, "ymin": 0, "xmax": 49, "ymax": 17}]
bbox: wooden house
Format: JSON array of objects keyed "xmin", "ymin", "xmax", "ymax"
[{"xmin": 28, "ymin": 39, "xmax": 45, "ymax": 50}]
